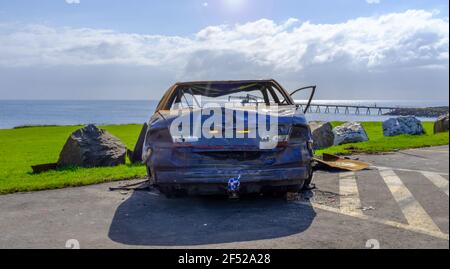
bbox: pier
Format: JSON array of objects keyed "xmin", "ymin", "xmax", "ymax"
[{"xmin": 296, "ymin": 103, "xmax": 399, "ymax": 116}]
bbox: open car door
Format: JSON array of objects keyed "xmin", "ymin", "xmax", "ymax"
[{"xmin": 290, "ymin": 86, "xmax": 317, "ymax": 114}]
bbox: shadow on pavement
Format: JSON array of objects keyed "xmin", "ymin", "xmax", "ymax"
[{"xmin": 108, "ymin": 190, "xmax": 316, "ymax": 246}]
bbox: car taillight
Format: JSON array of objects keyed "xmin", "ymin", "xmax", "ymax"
[
  {"xmin": 290, "ymin": 125, "xmax": 311, "ymax": 141},
  {"xmin": 270, "ymin": 125, "xmax": 290, "ymax": 147},
  {"xmin": 147, "ymin": 128, "xmax": 173, "ymax": 143},
  {"xmin": 290, "ymin": 125, "xmax": 314, "ymax": 153}
]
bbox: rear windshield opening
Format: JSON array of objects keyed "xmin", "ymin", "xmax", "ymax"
[{"xmin": 169, "ymin": 82, "xmax": 292, "ymax": 110}]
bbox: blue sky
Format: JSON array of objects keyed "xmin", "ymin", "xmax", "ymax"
[
  {"xmin": 1, "ymin": 0, "xmax": 448, "ymax": 35},
  {"xmin": 0, "ymin": 0, "xmax": 448, "ymax": 100}
]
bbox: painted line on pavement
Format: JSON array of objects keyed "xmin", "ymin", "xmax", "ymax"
[
  {"xmin": 421, "ymin": 172, "xmax": 449, "ymax": 196},
  {"xmin": 378, "ymin": 168, "xmax": 442, "ymax": 234},
  {"xmin": 372, "ymin": 166, "xmax": 449, "ymax": 176},
  {"xmin": 339, "ymin": 172, "xmax": 362, "ymax": 215},
  {"xmin": 299, "ymin": 202, "xmax": 449, "ymax": 241}
]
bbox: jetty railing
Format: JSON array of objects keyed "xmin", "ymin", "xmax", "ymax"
[{"xmin": 295, "ymin": 103, "xmax": 400, "ymax": 116}]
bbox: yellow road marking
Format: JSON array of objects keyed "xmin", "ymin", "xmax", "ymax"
[
  {"xmin": 421, "ymin": 172, "xmax": 449, "ymax": 196},
  {"xmin": 373, "ymin": 166, "xmax": 449, "ymax": 176},
  {"xmin": 378, "ymin": 168, "xmax": 442, "ymax": 234},
  {"xmin": 339, "ymin": 172, "xmax": 362, "ymax": 214},
  {"xmin": 298, "ymin": 202, "xmax": 449, "ymax": 241},
  {"xmin": 407, "ymin": 148, "xmax": 449, "ymax": 154}
]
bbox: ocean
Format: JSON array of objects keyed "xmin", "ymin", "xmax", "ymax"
[{"xmin": 0, "ymin": 100, "xmax": 448, "ymax": 129}]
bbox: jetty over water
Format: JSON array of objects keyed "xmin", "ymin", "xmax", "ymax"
[{"xmin": 296, "ymin": 103, "xmax": 400, "ymax": 116}]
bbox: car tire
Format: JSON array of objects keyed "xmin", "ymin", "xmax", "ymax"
[
  {"xmin": 146, "ymin": 166, "xmax": 157, "ymax": 186},
  {"xmin": 292, "ymin": 180, "xmax": 306, "ymax": 193},
  {"xmin": 146, "ymin": 166, "xmax": 152, "ymax": 179},
  {"xmin": 159, "ymin": 186, "xmax": 186, "ymax": 199},
  {"xmin": 301, "ymin": 164, "xmax": 314, "ymax": 190},
  {"xmin": 264, "ymin": 181, "xmax": 305, "ymax": 197}
]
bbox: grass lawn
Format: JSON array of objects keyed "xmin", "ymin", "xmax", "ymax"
[
  {"xmin": 0, "ymin": 124, "xmax": 146, "ymax": 194},
  {"xmin": 0, "ymin": 122, "xmax": 448, "ymax": 194},
  {"xmin": 315, "ymin": 122, "xmax": 449, "ymax": 156}
]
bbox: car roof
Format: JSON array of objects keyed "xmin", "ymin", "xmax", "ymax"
[{"xmin": 174, "ymin": 79, "xmax": 277, "ymax": 86}]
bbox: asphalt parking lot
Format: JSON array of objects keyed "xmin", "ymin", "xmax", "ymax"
[{"xmin": 0, "ymin": 146, "xmax": 448, "ymax": 249}]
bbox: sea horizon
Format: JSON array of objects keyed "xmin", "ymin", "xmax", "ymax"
[{"xmin": 1, "ymin": 99, "xmax": 448, "ymax": 129}]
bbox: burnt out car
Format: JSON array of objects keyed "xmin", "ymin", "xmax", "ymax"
[{"xmin": 142, "ymin": 79, "xmax": 316, "ymax": 197}]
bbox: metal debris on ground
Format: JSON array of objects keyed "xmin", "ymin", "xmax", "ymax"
[
  {"xmin": 109, "ymin": 180, "xmax": 152, "ymax": 192},
  {"xmin": 303, "ymin": 183, "xmax": 316, "ymax": 191},
  {"xmin": 307, "ymin": 189, "xmax": 342, "ymax": 207},
  {"xmin": 286, "ymin": 189, "xmax": 316, "ymax": 202},
  {"xmin": 31, "ymin": 163, "xmax": 57, "ymax": 174},
  {"xmin": 286, "ymin": 192, "xmax": 301, "ymax": 201},
  {"xmin": 313, "ymin": 153, "xmax": 370, "ymax": 172}
]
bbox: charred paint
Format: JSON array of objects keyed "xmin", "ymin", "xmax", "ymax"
[{"xmin": 143, "ymin": 79, "xmax": 315, "ymax": 195}]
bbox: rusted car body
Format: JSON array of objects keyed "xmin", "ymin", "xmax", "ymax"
[{"xmin": 142, "ymin": 79, "xmax": 315, "ymax": 197}]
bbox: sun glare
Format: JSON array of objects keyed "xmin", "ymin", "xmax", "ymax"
[{"xmin": 223, "ymin": 0, "xmax": 247, "ymax": 11}]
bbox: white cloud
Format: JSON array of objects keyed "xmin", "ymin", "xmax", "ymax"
[
  {"xmin": 366, "ymin": 0, "xmax": 380, "ymax": 4},
  {"xmin": 0, "ymin": 10, "xmax": 448, "ymax": 100},
  {"xmin": 1, "ymin": 10, "xmax": 446, "ymax": 71},
  {"xmin": 65, "ymin": 0, "xmax": 80, "ymax": 4}
]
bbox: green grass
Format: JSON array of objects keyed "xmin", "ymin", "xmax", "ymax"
[
  {"xmin": 315, "ymin": 122, "xmax": 449, "ymax": 156},
  {"xmin": 0, "ymin": 124, "xmax": 146, "ymax": 194},
  {"xmin": 0, "ymin": 122, "xmax": 448, "ymax": 195}
]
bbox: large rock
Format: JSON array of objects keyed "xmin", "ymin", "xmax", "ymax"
[
  {"xmin": 383, "ymin": 116, "xmax": 425, "ymax": 137},
  {"xmin": 333, "ymin": 122, "xmax": 369, "ymax": 145},
  {"xmin": 309, "ymin": 121, "xmax": 334, "ymax": 150},
  {"xmin": 57, "ymin": 124, "xmax": 126, "ymax": 168},
  {"xmin": 434, "ymin": 113, "xmax": 449, "ymax": 134}
]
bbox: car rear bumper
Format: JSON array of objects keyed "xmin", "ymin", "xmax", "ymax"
[
  {"xmin": 147, "ymin": 144, "xmax": 313, "ymax": 194},
  {"xmin": 158, "ymin": 179, "xmax": 306, "ymax": 195},
  {"xmin": 154, "ymin": 166, "xmax": 309, "ymax": 185}
]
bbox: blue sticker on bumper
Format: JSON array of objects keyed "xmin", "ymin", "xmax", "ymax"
[{"xmin": 227, "ymin": 175, "xmax": 241, "ymax": 192}]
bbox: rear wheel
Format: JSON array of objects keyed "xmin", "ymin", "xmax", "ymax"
[
  {"xmin": 146, "ymin": 166, "xmax": 157, "ymax": 185},
  {"xmin": 158, "ymin": 185, "xmax": 187, "ymax": 199},
  {"xmin": 263, "ymin": 180, "xmax": 305, "ymax": 197},
  {"xmin": 289, "ymin": 181, "xmax": 305, "ymax": 193},
  {"xmin": 146, "ymin": 166, "xmax": 152, "ymax": 179},
  {"xmin": 301, "ymin": 163, "xmax": 314, "ymax": 190}
]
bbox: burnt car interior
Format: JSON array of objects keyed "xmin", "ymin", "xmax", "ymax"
[
  {"xmin": 155, "ymin": 80, "xmax": 316, "ymax": 115},
  {"xmin": 157, "ymin": 81, "xmax": 297, "ymax": 111}
]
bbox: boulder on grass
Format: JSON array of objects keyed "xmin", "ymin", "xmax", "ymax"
[
  {"xmin": 383, "ymin": 116, "xmax": 425, "ymax": 137},
  {"xmin": 333, "ymin": 122, "xmax": 369, "ymax": 145},
  {"xmin": 57, "ymin": 124, "xmax": 126, "ymax": 168},
  {"xmin": 434, "ymin": 113, "xmax": 449, "ymax": 134},
  {"xmin": 309, "ymin": 121, "xmax": 334, "ymax": 150}
]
